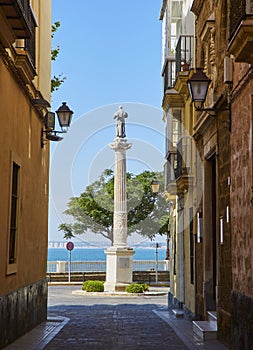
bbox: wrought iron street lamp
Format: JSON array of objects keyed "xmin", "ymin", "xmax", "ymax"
[
  {"xmin": 56, "ymin": 102, "xmax": 73, "ymax": 131},
  {"xmin": 187, "ymin": 68, "xmax": 211, "ymax": 110},
  {"xmin": 41, "ymin": 102, "xmax": 73, "ymax": 147},
  {"xmin": 187, "ymin": 68, "xmax": 230, "ymax": 114},
  {"xmin": 187, "ymin": 67, "xmax": 231, "ymax": 130}
]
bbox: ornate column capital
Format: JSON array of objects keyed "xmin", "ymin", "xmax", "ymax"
[{"xmin": 110, "ymin": 137, "xmax": 132, "ymax": 152}]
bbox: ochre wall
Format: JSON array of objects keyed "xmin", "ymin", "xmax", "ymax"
[
  {"xmin": 0, "ymin": 55, "xmax": 49, "ymax": 294},
  {"xmin": 0, "ymin": 0, "xmax": 51, "ymax": 346}
]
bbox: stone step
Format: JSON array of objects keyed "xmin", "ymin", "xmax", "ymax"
[
  {"xmin": 192, "ymin": 320, "xmax": 217, "ymax": 340},
  {"xmin": 172, "ymin": 309, "xmax": 184, "ymax": 318},
  {"xmin": 207, "ymin": 310, "xmax": 217, "ymax": 322}
]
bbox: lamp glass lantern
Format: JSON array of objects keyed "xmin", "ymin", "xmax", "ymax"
[
  {"xmin": 45, "ymin": 111, "xmax": 55, "ymax": 131},
  {"xmin": 151, "ymin": 178, "xmax": 160, "ymax": 195},
  {"xmin": 187, "ymin": 68, "xmax": 211, "ymax": 104},
  {"xmin": 56, "ymin": 102, "xmax": 73, "ymax": 131}
]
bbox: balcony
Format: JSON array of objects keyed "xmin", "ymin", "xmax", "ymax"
[
  {"xmin": 175, "ymin": 35, "xmax": 194, "ymax": 76},
  {"xmin": 162, "ymin": 57, "xmax": 176, "ymax": 94},
  {"xmin": 175, "ymin": 136, "xmax": 194, "ymax": 193},
  {"xmin": 228, "ymin": 0, "xmax": 253, "ymax": 63},
  {"xmin": 15, "ymin": 11, "xmax": 36, "ymax": 67},
  {"xmin": 162, "ymin": 35, "xmax": 194, "ymax": 96},
  {"xmin": 0, "ymin": 0, "xmax": 33, "ymax": 39},
  {"xmin": 165, "ymin": 152, "xmax": 177, "ymax": 195}
]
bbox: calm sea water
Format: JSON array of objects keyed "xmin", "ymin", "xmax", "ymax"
[{"xmin": 47, "ymin": 248, "xmax": 166, "ymax": 262}]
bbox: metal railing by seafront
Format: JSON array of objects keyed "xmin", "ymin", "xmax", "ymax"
[{"xmin": 47, "ymin": 260, "xmax": 169, "ymax": 273}]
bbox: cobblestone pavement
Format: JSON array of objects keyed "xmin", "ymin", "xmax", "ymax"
[
  {"xmin": 45, "ymin": 286, "xmax": 189, "ymax": 350},
  {"xmin": 5, "ymin": 285, "xmax": 229, "ymax": 350}
]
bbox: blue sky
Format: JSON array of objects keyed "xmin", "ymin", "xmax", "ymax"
[
  {"xmin": 49, "ymin": 1, "xmax": 165, "ymax": 244},
  {"xmin": 51, "ymin": 1, "xmax": 162, "ymax": 115}
]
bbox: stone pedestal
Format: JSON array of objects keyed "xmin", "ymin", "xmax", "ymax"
[
  {"xmin": 104, "ymin": 246, "xmax": 135, "ymax": 292},
  {"xmin": 104, "ymin": 134, "xmax": 134, "ymax": 292}
]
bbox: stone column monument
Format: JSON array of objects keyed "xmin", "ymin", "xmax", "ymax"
[{"xmin": 104, "ymin": 106, "xmax": 135, "ymax": 292}]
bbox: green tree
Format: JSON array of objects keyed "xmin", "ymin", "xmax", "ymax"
[
  {"xmin": 59, "ymin": 169, "xmax": 169, "ymax": 245},
  {"xmin": 51, "ymin": 21, "xmax": 66, "ymax": 93}
]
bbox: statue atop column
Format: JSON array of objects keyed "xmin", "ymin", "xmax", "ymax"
[
  {"xmin": 113, "ymin": 106, "xmax": 128, "ymax": 138},
  {"xmin": 105, "ymin": 106, "xmax": 134, "ymax": 292}
]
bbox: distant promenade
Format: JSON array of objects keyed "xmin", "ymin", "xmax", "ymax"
[{"xmin": 47, "ymin": 260, "xmax": 169, "ymax": 273}]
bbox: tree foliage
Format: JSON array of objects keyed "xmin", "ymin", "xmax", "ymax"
[
  {"xmin": 51, "ymin": 21, "xmax": 66, "ymax": 93},
  {"xmin": 59, "ymin": 169, "xmax": 169, "ymax": 244}
]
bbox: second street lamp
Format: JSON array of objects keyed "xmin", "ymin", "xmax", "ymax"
[{"xmin": 151, "ymin": 177, "xmax": 160, "ymax": 196}]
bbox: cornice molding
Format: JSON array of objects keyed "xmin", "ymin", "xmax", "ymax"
[
  {"xmin": 0, "ymin": 43, "xmax": 44, "ymax": 122},
  {"xmin": 191, "ymin": 0, "xmax": 204, "ymax": 17},
  {"xmin": 162, "ymin": 88, "xmax": 184, "ymax": 110},
  {"xmin": 159, "ymin": 0, "xmax": 167, "ymax": 20},
  {"xmin": 174, "ymin": 71, "xmax": 191, "ymax": 98}
]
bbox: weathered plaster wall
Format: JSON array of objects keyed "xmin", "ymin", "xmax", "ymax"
[{"xmin": 0, "ymin": 278, "xmax": 48, "ymax": 348}]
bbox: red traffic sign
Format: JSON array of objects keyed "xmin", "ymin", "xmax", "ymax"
[{"xmin": 66, "ymin": 241, "xmax": 74, "ymax": 251}]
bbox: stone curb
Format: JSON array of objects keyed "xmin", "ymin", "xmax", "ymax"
[{"xmin": 72, "ymin": 290, "xmax": 168, "ymax": 297}]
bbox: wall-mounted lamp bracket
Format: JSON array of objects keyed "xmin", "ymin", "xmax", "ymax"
[
  {"xmin": 40, "ymin": 102, "xmax": 73, "ymax": 148},
  {"xmin": 41, "ymin": 129, "xmax": 64, "ymax": 147},
  {"xmin": 188, "ymin": 68, "xmax": 231, "ymax": 131},
  {"xmin": 194, "ymin": 106, "xmax": 230, "ymax": 114}
]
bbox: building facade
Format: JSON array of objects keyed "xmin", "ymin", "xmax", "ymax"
[
  {"xmin": 228, "ymin": 0, "xmax": 253, "ymax": 348},
  {"xmin": 161, "ymin": 0, "xmax": 253, "ymax": 348},
  {"xmin": 191, "ymin": 0, "xmax": 232, "ymax": 346},
  {"xmin": 0, "ymin": 0, "xmax": 52, "ymax": 347},
  {"xmin": 160, "ymin": 0, "xmax": 197, "ymax": 320}
]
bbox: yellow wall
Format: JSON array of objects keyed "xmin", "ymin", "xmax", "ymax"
[
  {"xmin": 0, "ymin": 0, "xmax": 51, "ymax": 295},
  {"xmin": 31, "ymin": 0, "xmax": 52, "ymax": 100}
]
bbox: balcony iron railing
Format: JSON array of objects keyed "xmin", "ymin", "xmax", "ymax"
[
  {"xmin": 25, "ymin": 13, "xmax": 36, "ymax": 67},
  {"xmin": 0, "ymin": 0, "xmax": 33, "ymax": 38},
  {"xmin": 15, "ymin": 10, "xmax": 36, "ymax": 67},
  {"xmin": 162, "ymin": 58, "xmax": 176, "ymax": 93},
  {"xmin": 162, "ymin": 35, "xmax": 194, "ymax": 93},
  {"xmin": 175, "ymin": 35, "xmax": 194, "ymax": 76}
]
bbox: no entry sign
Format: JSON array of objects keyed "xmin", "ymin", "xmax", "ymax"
[{"xmin": 66, "ymin": 241, "xmax": 74, "ymax": 251}]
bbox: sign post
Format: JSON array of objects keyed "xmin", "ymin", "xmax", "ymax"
[
  {"xmin": 155, "ymin": 243, "xmax": 161, "ymax": 283},
  {"xmin": 66, "ymin": 241, "xmax": 74, "ymax": 282}
]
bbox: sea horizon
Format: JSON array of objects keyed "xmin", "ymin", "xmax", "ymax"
[
  {"xmin": 48, "ymin": 240, "xmax": 166, "ymax": 250},
  {"xmin": 48, "ymin": 247, "xmax": 167, "ymax": 262}
]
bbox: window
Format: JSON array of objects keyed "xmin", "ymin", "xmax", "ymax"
[{"xmin": 8, "ymin": 162, "xmax": 20, "ymax": 266}]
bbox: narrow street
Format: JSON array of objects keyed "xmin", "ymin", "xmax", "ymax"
[
  {"xmin": 43, "ymin": 286, "xmax": 227, "ymax": 350},
  {"xmin": 46, "ymin": 285, "xmax": 188, "ymax": 350},
  {"xmin": 5, "ymin": 285, "xmax": 229, "ymax": 349}
]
